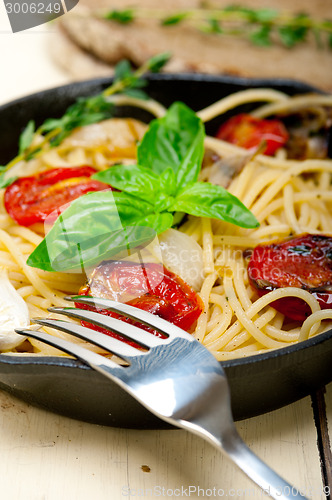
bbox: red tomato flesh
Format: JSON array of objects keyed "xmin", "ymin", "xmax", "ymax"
[
  {"xmin": 77, "ymin": 260, "xmax": 204, "ymax": 346},
  {"xmin": 247, "ymin": 234, "xmax": 332, "ymax": 321},
  {"xmin": 4, "ymin": 166, "xmax": 110, "ymax": 226},
  {"xmin": 216, "ymin": 113, "xmax": 289, "ymax": 156}
]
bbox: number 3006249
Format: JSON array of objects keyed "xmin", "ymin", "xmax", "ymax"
[{"xmin": 5, "ymin": 2, "xmax": 62, "ymax": 14}]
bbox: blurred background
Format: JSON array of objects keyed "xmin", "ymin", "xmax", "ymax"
[
  {"xmin": 0, "ymin": 0, "xmax": 331, "ymax": 106},
  {"xmin": 0, "ymin": 3, "xmax": 69, "ymax": 104}
]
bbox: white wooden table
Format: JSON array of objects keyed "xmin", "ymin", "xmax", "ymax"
[
  {"xmin": 0, "ymin": 5, "xmax": 331, "ymax": 500},
  {"xmin": 0, "ymin": 386, "xmax": 329, "ymax": 499}
]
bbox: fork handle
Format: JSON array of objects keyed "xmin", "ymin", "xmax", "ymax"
[{"xmin": 220, "ymin": 428, "xmax": 309, "ymax": 499}]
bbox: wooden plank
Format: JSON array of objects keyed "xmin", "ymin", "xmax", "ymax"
[
  {"xmin": 0, "ymin": 389, "xmax": 324, "ymax": 500},
  {"xmin": 320, "ymin": 384, "xmax": 332, "ymax": 496}
]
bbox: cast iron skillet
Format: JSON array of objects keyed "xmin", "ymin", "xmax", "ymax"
[{"xmin": 0, "ymin": 74, "xmax": 331, "ymax": 428}]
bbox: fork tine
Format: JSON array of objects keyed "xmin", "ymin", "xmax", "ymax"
[
  {"xmin": 47, "ymin": 307, "xmax": 167, "ymax": 349},
  {"xmin": 65, "ymin": 296, "xmax": 190, "ymax": 340},
  {"xmin": 31, "ymin": 318, "xmax": 146, "ymax": 360},
  {"xmin": 15, "ymin": 327, "xmax": 123, "ymax": 371}
]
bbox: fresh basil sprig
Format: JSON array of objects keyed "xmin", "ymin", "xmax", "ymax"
[
  {"xmin": 27, "ymin": 102, "xmax": 258, "ymax": 272},
  {"xmin": 38, "ymin": 94, "xmax": 115, "ymax": 148},
  {"xmin": 103, "ymin": 6, "xmax": 332, "ymax": 49},
  {"xmin": 0, "ymin": 53, "xmax": 170, "ymax": 188}
]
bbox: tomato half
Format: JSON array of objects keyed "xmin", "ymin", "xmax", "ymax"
[
  {"xmin": 4, "ymin": 166, "xmax": 110, "ymax": 227},
  {"xmin": 247, "ymin": 234, "xmax": 332, "ymax": 321},
  {"xmin": 216, "ymin": 113, "xmax": 289, "ymax": 156},
  {"xmin": 77, "ymin": 260, "xmax": 204, "ymax": 345}
]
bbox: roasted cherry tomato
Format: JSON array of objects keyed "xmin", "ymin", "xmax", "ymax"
[
  {"xmin": 216, "ymin": 113, "xmax": 289, "ymax": 156},
  {"xmin": 247, "ymin": 234, "xmax": 332, "ymax": 321},
  {"xmin": 4, "ymin": 166, "xmax": 110, "ymax": 226},
  {"xmin": 77, "ymin": 260, "xmax": 204, "ymax": 346}
]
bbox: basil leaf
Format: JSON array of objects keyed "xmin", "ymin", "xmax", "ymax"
[
  {"xmin": 278, "ymin": 15, "xmax": 309, "ymax": 48},
  {"xmin": 26, "ymin": 238, "xmax": 55, "ymax": 272},
  {"xmin": 158, "ymin": 168, "xmax": 177, "ymax": 195},
  {"xmin": 137, "ymin": 211, "xmax": 173, "ymax": 234},
  {"xmin": 161, "ymin": 13, "xmax": 188, "ymax": 26},
  {"xmin": 137, "ymin": 102, "xmax": 205, "ymax": 190},
  {"xmin": 123, "ymin": 88, "xmax": 149, "ymax": 100},
  {"xmin": 109, "ymin": 59, "xmax": 151, "ymax": 101},
  {"xmin": 0, "ymin": 174, "xmax": 17, "ymax": 189},
  {"xmin": 104, "ymin": 9, "xmax": 135, "ymax": 24},
  {"xmin": 248, "ymin": 7, "xmax": 278, "ymax": 22},
  {"xmin": 250, "ymin": 25, "xmax": 272, "ymax": 46},
  {"xmin": 27, "ymin": 191, "xmax": 159, "ymax": 272},
  {"xmin": 171, "ymin": 182, "xmax": 259, "ymax": 228},
  {"xmin": 93, "ymin": 164, "xmax": 158, "ymax": 198},
  {"xmin": 146, "ymin": 52, "xmax": 171, "ymax": 72},
  {"xmin": 93, "ymin": 165, "xmax": 177, "ymax": 202},
  {"xmin": 114, "ymin": 59, "xmax": 132, "ymax": 80},
  {"xmin": 37, "ymin": 226, "xmax": 158, "ymax": 273},
  {"xmin": 19, "ymin": 120, "xmax": 35, "ymax": 155}
]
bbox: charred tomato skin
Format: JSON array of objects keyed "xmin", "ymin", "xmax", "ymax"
[
  {"xmin": 216, "ymin": 113, "xmax": 289, "ymax": 156},
  {"xmin": 4, "ymin": 166, "xmax": 110, "ymax": 226},
  {"xmin": 247, "ymin": 234, "xmax": 332, "ymax": 321},
  {"xmin": 77, "ymin": 261, "xmax": 204, "ymax": 346}
]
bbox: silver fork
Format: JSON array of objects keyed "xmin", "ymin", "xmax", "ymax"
[{"xmin": 16, "ymin": 295, "xmax": 308, "ymax": 500}]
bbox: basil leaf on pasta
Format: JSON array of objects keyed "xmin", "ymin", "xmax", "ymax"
[
  {"xmin": 0, "ymin": 174, "xmax": 17, "ymax": 189},
  {"xmin": 137, "ymin": 102, "xmax": 204, "ymax": 190},
  {"xmin": 27, "ymin": 191, "xmax": 161, "ymax": 272},
  {"xmin": 171, "ymin": 182, "xmax": 259, "ymax": 228},
  {"xmin": 18, "ymin": 120, "xmax": 35, "ymax": 155},
  {"xmin": 26, "ymin": 238, "xmax": 55, "ymax": 272},
  {"xmin": 93, "ymin": 165, "xmax": 174, "ymax": 200},
  {"xmin": 93, "ymin": 166, "xmax": 178, "ymax": 210}
]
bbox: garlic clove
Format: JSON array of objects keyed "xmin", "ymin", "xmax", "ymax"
[
  {"xmin": 0, "ymin": 267, "xmax": 29, "ymax": 351},
  {"xmin": 158, "ymin": 228, "xmax": 204, "ymax": 291}
]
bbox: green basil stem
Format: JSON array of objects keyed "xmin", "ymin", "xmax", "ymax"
[
  {"xmin": 102, "ymin": 56, "xmax": 165, "ymax": 97},
  {"xmin": 103, "ymin": 7, "xmax": 332, "ymax": 32},
  {"xmin": 102, "ymin": 6, "xmax": 332, "ymax": 48},
  {"xmin": 2, "ymin": 54, "xmax": 170, "ymax": 182},
  {"xmin": 2, "ymin": 127, "xmax": 62, "ymax": 174}
]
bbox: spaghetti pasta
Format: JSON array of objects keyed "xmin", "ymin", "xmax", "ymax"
[{"xmin": 1, "ymin": 89, "xmax": 332, "ymax": 360}]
